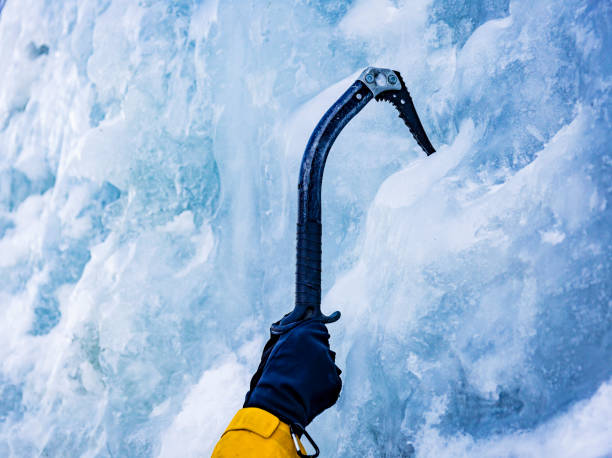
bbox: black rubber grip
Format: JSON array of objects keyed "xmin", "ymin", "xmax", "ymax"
[{"xmin": 296, "ymin": 220, "xmax": 322, "ymax": 309}]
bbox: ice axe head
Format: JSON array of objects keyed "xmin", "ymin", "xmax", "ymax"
[{"xmin": 359, "ymin": 67, "xmax": 435, "ymax": 155}]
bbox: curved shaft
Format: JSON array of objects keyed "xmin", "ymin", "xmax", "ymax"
[{"xmin": 279, "ymin": 80, "xmax": 373, "ymax": 326}]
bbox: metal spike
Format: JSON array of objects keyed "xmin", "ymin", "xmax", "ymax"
[{"xmin": 375, "ymin": 72, "xmax": 435, "ymax": 156}]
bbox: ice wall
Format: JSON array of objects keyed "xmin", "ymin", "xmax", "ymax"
[{"xmin": 0, "ymin": 0, "xmax": 610, "ymax": 456}]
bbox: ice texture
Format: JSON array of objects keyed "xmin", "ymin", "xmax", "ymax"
[{"xmin": 0, "ymin": 0, "xmax": 610, "ymax": 456}]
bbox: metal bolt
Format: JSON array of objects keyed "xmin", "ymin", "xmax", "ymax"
[
  {"xmin": 365, "ymin": 73, "xmax": 375, "ymax": 84},
  {"xmin": 388, "ymin": 73, "xmax": 398, "ymax": 85}
]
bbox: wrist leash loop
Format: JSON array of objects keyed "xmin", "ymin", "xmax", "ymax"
[{"xmin": 290, "ymin": 423, "xmax": 320, "ymax": 457}]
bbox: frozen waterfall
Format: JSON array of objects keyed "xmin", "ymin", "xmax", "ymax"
[{"xmin": 0, "ymin": 0, "xmax": 610, "ymax": 456}]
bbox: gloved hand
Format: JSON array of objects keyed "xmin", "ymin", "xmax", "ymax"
[{"xmin": 244, "ymin": 318, "xmax": 342, "ymax": 429}]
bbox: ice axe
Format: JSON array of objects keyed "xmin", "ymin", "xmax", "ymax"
[{"xmin": 271, "ymin": 67, "xmax": 435, "ymax": 333}]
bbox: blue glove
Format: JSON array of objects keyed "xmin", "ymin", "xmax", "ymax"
[{"xmin": 244, "ymin": 318, "xmax": 342, "ymax": 429}]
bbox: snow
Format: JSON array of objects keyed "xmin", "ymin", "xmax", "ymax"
[{"xmin": 0, "ymin": 0, "xmax": 610, "ymax": 456}]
